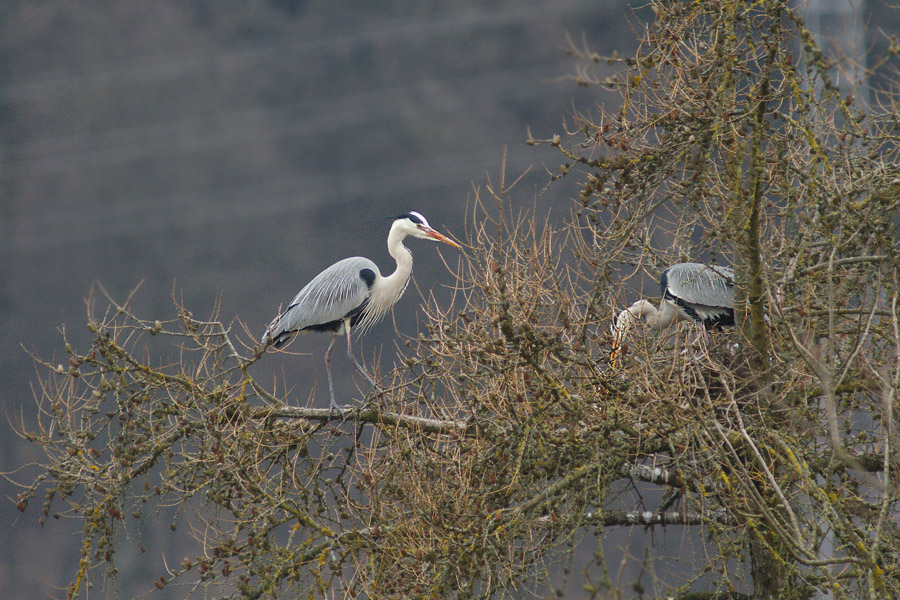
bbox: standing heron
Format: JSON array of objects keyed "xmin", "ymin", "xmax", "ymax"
[
  {"xmin": 261, "ymin": 211, "xmax": 461, "ymax": 412},
  {"xmin": 610, "ymin": 263, "xmax": 734, "ymax": 364}
]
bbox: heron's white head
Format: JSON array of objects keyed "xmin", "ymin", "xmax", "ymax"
[{"xmin": 391, "ymin": 211, "xmax": 461, "ymax": 248}]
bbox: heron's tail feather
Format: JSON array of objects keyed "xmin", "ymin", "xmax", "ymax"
[
  {"xmin": 271, "ymin": 330, "xmax": 296, "ymax": 348},
  {"xmin": 261, "ymin": 312, "xmax": 297, "ymax": 348},
  {"xmin": 260, "ymin": 326, "xmax": 296, "ymax": 348}
]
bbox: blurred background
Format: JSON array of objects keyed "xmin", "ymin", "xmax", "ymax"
[{"xmin": 0, "ymin": 1, "xmax": 626, "ymax": 597}]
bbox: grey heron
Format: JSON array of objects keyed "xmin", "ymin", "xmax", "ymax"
[
  {"xmin": 611, "ymin": 262, "xmax": 734, "ymax": 364},
  {"xmin": 261, "ymin": 211, "xmax": 461, "ymax": 412}
]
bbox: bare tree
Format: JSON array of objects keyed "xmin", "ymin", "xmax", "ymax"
[{"xmin": 13, "ymin": 1, "xmax": 900, "ymax": 599}]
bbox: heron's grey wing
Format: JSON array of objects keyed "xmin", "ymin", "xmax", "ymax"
[
  {"xmin": 262, "ymin": 256, "xmax": 379, "ymax": 344},
  {"xmin": 662, "ymin": 263, "xmax": 734, "ymax": 308}
]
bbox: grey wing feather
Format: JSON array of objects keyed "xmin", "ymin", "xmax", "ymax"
[
  {"xmin": 663, "ymin": 263, "xmax": 734, "ymax": 308},
  {"xmin": 262, "ymin": 256, "xmax": 379, "ymax": 343}
]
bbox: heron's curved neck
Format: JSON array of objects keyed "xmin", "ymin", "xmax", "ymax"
[
  {"xmin": 616, "ymin": 299, "xmax": 677, "ymax": 334},
  {"xmin": 385, "ymin": 224, "xmax": 413, "ymax": 285}
]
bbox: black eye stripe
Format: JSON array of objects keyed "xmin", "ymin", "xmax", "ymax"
[{"xmin": 396, "ymin": 212, "xmax": 425, "ymax": 225}]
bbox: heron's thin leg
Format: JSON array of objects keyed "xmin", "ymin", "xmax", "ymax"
[
  {"xmin": 344, "ymin": 323, "xmax": 383, "ymax": 395},
  {"xmin": 324, "ymin": 333, "xmax": 346, "ymax": 415}
]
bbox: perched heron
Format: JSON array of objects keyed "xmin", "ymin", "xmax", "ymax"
[
  {"xmin": 261, "ymin": 211, "xmax": 461, "ymax": 412},
  {"xmin": 610, "ymin": 263, "xmax": 734, "ymax": 364}
]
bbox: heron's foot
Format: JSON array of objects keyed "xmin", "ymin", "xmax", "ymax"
[
  {"xmin": 328, "ymin": 401, "xmax": 350, "ymax": 420},
  {"xmin": 354, "ymin": 396, "xmax": 377, "ymax": 415}
]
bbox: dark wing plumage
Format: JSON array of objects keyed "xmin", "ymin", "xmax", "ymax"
[
  {"xmin": 262, "ymin": 257, "xmax": 380, "ymax": 347},
  {"xmin": 660, "ymin": 263, "xmax": 735, "ymax": 329}
]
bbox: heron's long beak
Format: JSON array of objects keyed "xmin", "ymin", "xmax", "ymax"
[
  {"xmin": 425, "ymin": 228, "xmax": 462, "ymax": 249},
  {"xmin": 609, "ymin": 331, "xmax": 622, "ymax": 368}
]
